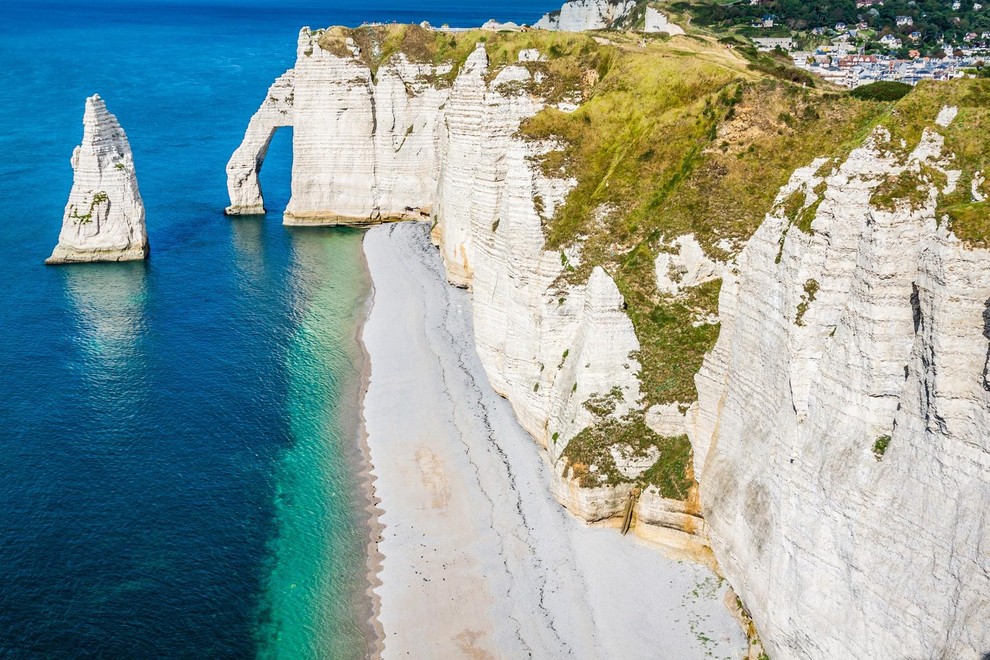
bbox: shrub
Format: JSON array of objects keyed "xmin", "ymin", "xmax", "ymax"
[
  {"xmin": 873, "ymin": 435, "xmax": 891, "ymax": 460},
  {"xmin": 849, "ymin": 81, "xmax": 912, "ymax": 102}
]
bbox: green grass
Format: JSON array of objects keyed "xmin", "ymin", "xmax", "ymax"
[
  {"xmin": 870, "ymin": 170, "xmax": 929, "ymax": 212},
  {"xmin": 517, "ymin": 35, "xmax": 886, "ymax": 406},
  {"xmin": 795, "ymin": 279, "xmax": 819, "ymax": 326},
  {"xmin": 867, "ymin": 81, "xmax": 990, "ymax": 244},
  {"xmin": 562, "ymin": 413, "xmax": 694, "ymax": 498},
  {"xmin": 316, "ymin": 24, "xmax": 613, "ymax": 97},
  {"xmin": 850, "ymin": 81, "xmax": 912, "ymax": 102},
  {"xmin": 943, "ymin": 201, "xmax": 990, "ymax": 247},
  {"xmin": 873, "ymin": 435, "xmax": 891, "ymax": 460}
]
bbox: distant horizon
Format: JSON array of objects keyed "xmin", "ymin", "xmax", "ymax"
[{"xmin": 2, "ymin": 0, "xmax": 560, "ymax": 28}]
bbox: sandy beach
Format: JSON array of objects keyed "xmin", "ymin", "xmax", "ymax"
[{"xmin": 361, "ymin": 222, "xmax": 747, "ymax": 659}]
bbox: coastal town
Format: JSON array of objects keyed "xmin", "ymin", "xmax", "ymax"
[{"xmin": 751, "ymin": 20, "xmax": 989, "ymax": 87}]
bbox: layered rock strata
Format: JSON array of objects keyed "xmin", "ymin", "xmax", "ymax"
[
  {"xmin": 228, "ymin": 29, "xmax": 651, "ymax": 533},
  {"xmin": 533, "ymin": 0, "xmax": 637, "ymax": 31},
  {"xmin": 687, "ymin": 117, "xmax": 990, "ymax": 656},
  {"xmin": 225, "ymin": 71, "xmax": 294, "ymax": 215},
  {"xmin": 47, "ymin": 95, "xmax": 148, "ymax": 264},
  {"xmin": 227, "ymin": 29, "xmax": 449, "ymax": 225}
]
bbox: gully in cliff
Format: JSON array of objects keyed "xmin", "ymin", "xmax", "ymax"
[{"xmin": 46, "ymin": 94, "xmax": 149, "ymax": 265}]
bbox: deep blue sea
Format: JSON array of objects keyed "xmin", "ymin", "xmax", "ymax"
[{"xmin": 0, "ymin": 1, "xmax": 555, "ymax": 656}]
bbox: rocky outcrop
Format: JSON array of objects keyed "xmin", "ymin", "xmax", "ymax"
[
  {"xmin": 227, "ymin": 29, "xmax": 451, "ymax": 224},
  {"xmin": 687, "ymin": 117, "xmax": 990, "ymax": 656},
  {"xmin": 644, "ymin": 6, "xmax": 685, "ymax": 34},
  {"xmin": 225, "ymin": 71, "xmax": 294, "ymax": 215},
  {"xmin": 534, "ymin": 0, "xmax": 637, "ymax": 31},
  {"xmin": 228, "ymin": 27, "xmax": 646, "ymax": 526},
  {"xmin": 654, "ymin": 233, "xmax": 723, "ymax": 295},
  {"xmin": 47, "ymin": 95, "xmax": 148, "ymax": 264}
]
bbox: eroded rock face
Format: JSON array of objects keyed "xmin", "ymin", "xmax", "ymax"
[
  {"xmin": 227, "ymin": 29, "xmax": 644, "ymax": 513},
  {"xmin": 644, "ymin": 7, "xmax": 685, "ymax": 34},
  {"xmin": 225, "ymin": 71, "xmax": 294, "ymax": 215},
  {"xmin": 654, "ymin": 233, "xmax": 723, "ymax": 295},
  {"xmin": 533, "ymin": 0, "xmax": 637, "ymax": 31},
  {"xmin": 47, "ymin": 95, "xmax": 148, "ymax": 264},
  {"xmin": 227, "ymin": 29, "xmax": 451, "ymax": 223},
  {"xmin": 687, "ymin": 119, "xmax": 990, "ymax": 657}
]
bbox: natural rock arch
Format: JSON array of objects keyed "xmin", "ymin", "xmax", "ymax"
[{"xmin": 225, "ymin": 70, "xmax": 294, "ymax": 215}]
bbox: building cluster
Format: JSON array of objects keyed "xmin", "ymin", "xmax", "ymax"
[
  {"xmin": 751, "ymin": 33, "xmax": 988, "ymax": 87},
  {"xmin": 790, "ymin": 42, "xmax": 988, "ymax": 87}
]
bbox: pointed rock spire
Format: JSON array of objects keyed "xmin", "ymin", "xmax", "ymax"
[{"xmin": 46, "ymin": 95, "xmax": 149, "ymax": 264}]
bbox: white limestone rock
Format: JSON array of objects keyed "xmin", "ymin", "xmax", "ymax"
[
  {"xmin": 48, "ymin": 95, "xmax": 148, "ymax": 265},
  {"xmin": 654, "ymin": 233, "xmax": 723, "ymax": 295},
  {"xmin": 644, "ymin": 7, "xmax": 685, "ymax": 34},
  {"xmin": 644, "ymin": 402, "xmax": 688, "ymax": 436},
  {"xmin": 228, "ymin": 28, "xmax": 451, "ymax": 225},
  {"xmin": 534, "ymin": 0, "xmax": 637, "ymax": 31},
  {"xmin": 225, "ymin": 70, "xmax": 294, "ymax": 215},
  {"xmin": 687, "ymin": 122, "xmax": 990, "ymax": 657},
  {"xmin": 972, "ymin": 170, "xmax": 985, "ymax": 202},
  {"xmin": 227, "ymin": 31, "xmax": 647, "ymax": 525},
  {"xmin": 481, "ymin": 19, "xmax": 521, "ymax": 31},
  {"xmin": 935, "ymin": 104, "xmax": 958, "ymax": 127}
]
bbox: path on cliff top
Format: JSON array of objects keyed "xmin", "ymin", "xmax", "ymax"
[{"xmin": 361, "ymin": 222, "xmax": 746, "ymax": 659}]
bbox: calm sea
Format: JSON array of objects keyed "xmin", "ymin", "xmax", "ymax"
[{"xmin": 0, "ymin": 1, "xmax": 554, "ymax": 656}]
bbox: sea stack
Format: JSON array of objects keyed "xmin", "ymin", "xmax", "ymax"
[{"xmin": 46, "ymin": 95, "xmax": 148, "ymax": 264}]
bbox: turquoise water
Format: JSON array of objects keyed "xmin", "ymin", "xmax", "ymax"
[{"xmin": 0, "ymin": 1, "xmax": 554, "ymax": 656}]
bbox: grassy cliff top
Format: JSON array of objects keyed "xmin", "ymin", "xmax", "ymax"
[
  {"xmin": 878, "ymin": 79, "xmax": 990, "ymax": 247},
  {"xmin": 514, "ymin": 34, "xmax": 886, "ymax": 405},
  {"xmin": 312, "ymin": 24, "xmax": 988, "ymax": 502},
  {"xmin": 315, "ymin": 24, "xmax": 619, "ymax": 84}
]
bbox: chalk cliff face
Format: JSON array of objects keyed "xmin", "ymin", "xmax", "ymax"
[
  {"xmin": 687, "ymin": 118, "xmax": 990, "ymax": 657},
  {"xmin": 227, "ymin": 30, "xmax": 449, "ymax": 222},
  {"xmin": 228, "ymin": 27, "xmax": 643, "ymax": 499},
  {"xmin": 644, "ymin": 6, "xmax": 685, "ymax": 34},
  {"xmin": 534, "ymin": 0, "xmax": 637, "ymax": 31},
  {"xmin": 230, "ymin": 26, "xmax": 990, "ymax": 657},
  {"xmin": 225, "ymin": 71, "xmax": 294, "ymax": 215},
  {"xmin": 48, "ymin": 95, "xmax": 148, "ymax": 264}
]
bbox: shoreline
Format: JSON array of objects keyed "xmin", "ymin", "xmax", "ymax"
[
  {"xmin": 353, "ymin": 242, "xmax": 386, "ymax": 659},
  {"xmin": 356, "ymin": 221, "xmax": 747, "ymax": 658}
]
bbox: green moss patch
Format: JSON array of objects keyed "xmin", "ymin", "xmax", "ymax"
[
  {"xmin": 795, "ymin": 278, "xmax": 819, "ymax": 326},
  {"xmin": 562, "ymin": 413, "xmax": 694, "ymax": 499},
  {"xmin": 873, "ymin": 434, "xmax": 891, "ymax": 460}
]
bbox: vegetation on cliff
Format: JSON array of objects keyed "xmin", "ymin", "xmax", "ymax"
[
  {"xmin": 314, "ymin": 25, "xmax": 988, "ymax": 506},
  {"xmin": 519, "ymin": 33, "xmax": 886, "ymax": 405}
]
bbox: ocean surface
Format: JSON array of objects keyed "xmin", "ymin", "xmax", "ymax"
[{"xmin": 0, "ymin": 1, "xmax": 555, "ymax": 656}]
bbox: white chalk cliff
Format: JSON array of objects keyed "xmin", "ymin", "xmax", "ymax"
[
  {"xmin": 48, "ymin": 95, "xmax": 148, "ymax": 264},
  {"xmin": 687, "ymin": 119, "xmax": 990, "ymax": 657},
  {"xmin": 228, "ymin": 27, "xmax": 642, "ymax": 479},
  {"xmin": 533, "ymin": 0, "xmax": 637, "ymax": 31},
  {"xmin": 644, "ymin": 6, "xmax": 685, "ymax": 34},
  {"xmin": 229, "ymin": 28, "xmax": 990, "ymax": 657}
]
